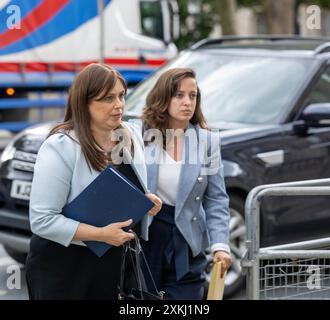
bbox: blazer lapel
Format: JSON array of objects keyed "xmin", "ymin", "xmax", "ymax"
[
  {"xmin": 122, "ymin": 146, "xmax": 148, "ymax": 192},
  {"xmin": 143, "ymin": 124, "xmax": 207, "ymax": 218},
  {"xmin": 144, "ymin": 142, "xmax": 161, "ymax": 194},
  {"xmin": 175, "ymin": 124, "xmax": 203, "ymax": 217}
]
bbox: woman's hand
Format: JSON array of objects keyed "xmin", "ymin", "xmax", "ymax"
[
  {"xmin": 213, "ymin": 251, "xmax": 232, "ymax": 278},
  {"xmin": 146, "ymin": 193, "xmax": 162, "ymax": 216},
  {"xmin": 100, "ymin": 219, "xmax": 135, "ymax": 246}
]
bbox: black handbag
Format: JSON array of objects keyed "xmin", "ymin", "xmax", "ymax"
[{"xmin": 118, "ymin": 232, "xmax": 165, "ymax": 300}]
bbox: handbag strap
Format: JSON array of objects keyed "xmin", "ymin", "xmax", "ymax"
[
  {"xmin": 130, "ymin": 236, "xmax": 145, "ymax": 298},
  {"xmin": 136, "ymin": 238, "xmax": 160, "ymax": 294},
  {"xmin": 119, "ymin": 244, "xmax": 127, "ymax": 298},
  {"xmin": 119, "ymin": 243, "xmax": 145, "ymax": 298},
  {"xmin": 119, "ymin": 232, "xmax": 163, "ymax": 299}
]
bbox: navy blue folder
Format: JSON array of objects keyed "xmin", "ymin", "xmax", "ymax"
[{"xmin": 62, "ymin": 165, "xmax": 154, "ymax": 257}]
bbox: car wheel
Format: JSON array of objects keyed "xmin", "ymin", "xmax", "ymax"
[
  {"xmin": 3, "ymin": 246, "xmax": 27, "ymax": 265},
  {"xmin": 203, "ymin": 194, "xmax": 246, "ymax": 299}
]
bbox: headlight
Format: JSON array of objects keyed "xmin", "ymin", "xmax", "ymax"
[
  {"xmin": 0, "ymin": 131, "xmax": 24, "ymax": 166},
  {"xmin": 0, "ymin": 141, "xmax": 16, "ymax": 165},
  {"xmin": 0, "ymin": 123, "xmax": 50, "ymax": 167}
]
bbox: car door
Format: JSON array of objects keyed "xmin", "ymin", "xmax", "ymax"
[{"xmin": 262, "ymin": 64, "xmax": 330, "ymax": 246}]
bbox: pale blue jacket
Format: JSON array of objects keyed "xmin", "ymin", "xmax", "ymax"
[{"xmin": 29, "ymin": 122, "xmax": 150, "ymax": 247}]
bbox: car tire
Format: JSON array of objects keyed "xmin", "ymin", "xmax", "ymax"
[
  {"xmin": 3, "ymin": 246, "xmax": 27, "ymax": 265},
  {"xmin": 203, "ymin": 194, "xmax": 246, "ymax": 299}
]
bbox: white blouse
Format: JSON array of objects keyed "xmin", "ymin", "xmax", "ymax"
[{"xmin": 156, "ymin": 150, "xmax": 182, "ymax": 206}]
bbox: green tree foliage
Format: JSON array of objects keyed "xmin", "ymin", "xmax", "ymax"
[
  {"xmin": 175, "ymin": 0, "xmax": 330, "ymax": 50},
  {"xmin": 237, "ymin": 0, "xmax": 263, "ymax": 5},
  {"xmin": 175, "ymin": 0, "xmax": 215, "ymax": 49},
  {"xmin": 298, "ymin": 0, "xmax": 330, "ymax": 8},
  {"xmin": 237, "ymin": 0, "xmax": 330, "ymax": 8}
]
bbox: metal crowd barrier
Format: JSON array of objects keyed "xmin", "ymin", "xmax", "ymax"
[{"xmin": 242, "ymin": 178, "xmax": 330, "ymax": 300}]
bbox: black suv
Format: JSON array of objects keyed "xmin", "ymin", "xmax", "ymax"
[{"xmin": 1, "ymin": 36, "xmax": 330, "ymax": 297}]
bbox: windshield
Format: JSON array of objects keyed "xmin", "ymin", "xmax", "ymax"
[
  {"xmin": 140, "ymin": 1, "xmax": 163, "ymax": 40},
  {"xmin": 125, "ymin": 51, "xmax": 314, "ymax": 126}
]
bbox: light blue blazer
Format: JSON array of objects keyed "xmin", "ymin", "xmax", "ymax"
[
  {"xmin": 29, "ymin": 122, "xmax": 151, "ymax": 247},
  {"xmin": 143, "ymin": 122, "xmax": 230, "ymax": 257}
]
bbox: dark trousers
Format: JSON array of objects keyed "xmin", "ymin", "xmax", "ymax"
[
  {"xmin": 25, "ymin": 235, "xmax": 123, "ymax": 300},
  {"xmin": 141, "ymin": 205, "xmax": 207, "ymax": 300}
]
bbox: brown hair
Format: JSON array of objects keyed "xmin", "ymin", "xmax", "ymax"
[
  {"xmin": 49, "ymin": 63, "xmax": 131, "ymax": 171},
  {"xmin": 141, "ymin": 68, "xmax": 207, "ymax": 142}
]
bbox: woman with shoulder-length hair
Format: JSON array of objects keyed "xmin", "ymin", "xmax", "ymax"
[
  {"xmin": 139, "ymin": 67, "xmax": 231, "ymax": 300},
  {"xmin": 25, "ymin": 63, "xmax": 161, "ymax": 300}
]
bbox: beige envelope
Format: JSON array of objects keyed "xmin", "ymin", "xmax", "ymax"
[{"xmin": 207, "ymin": 262, "xmax": 226, "ymax": 300}]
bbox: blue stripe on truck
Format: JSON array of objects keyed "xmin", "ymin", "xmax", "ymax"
[
  {"xmin": 0, "ymin": 0, "xmax": 42, "ymax": 34},
  {"xmin": 0, "ymin": 98, "xmax": 66, "ymax": 109},
  {"xmin": 0, "ymin": 0, "xmax": 112, "ymax": 55}
]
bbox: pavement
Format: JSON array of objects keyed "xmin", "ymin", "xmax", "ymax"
[{"xmin": 0, "ymin": 245, "xmax": 28, "ymax": 300}]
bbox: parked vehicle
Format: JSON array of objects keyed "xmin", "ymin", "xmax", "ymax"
[
  {"xmin": 1, "ymin": 36, "xmax": 330, "ymax": 297},
  {"xmin": 0, "ymin": 0, "xmax": 179, "ymax": 132}
]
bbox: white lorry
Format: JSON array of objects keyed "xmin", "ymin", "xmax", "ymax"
[{"xmin": 0, "ymin": 0, "xmax": 179, "ymax": 131}]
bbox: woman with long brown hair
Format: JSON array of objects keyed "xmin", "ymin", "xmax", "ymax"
[
  {"xmin": 25, "ymin": 63, "xmax": 161, "ymax": 299},
  {"xmin": 139, "ymin": 68, "xmax": 231, "ymax": 299}
]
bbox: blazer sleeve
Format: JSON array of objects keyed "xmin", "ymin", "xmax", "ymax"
[
  {"xmin": 29, "ymin": 134, "xmax": 80, "ymax": 247},
  {"xmin": 203, "ymin": 132, "xmax": 230, "ymax": 249}
]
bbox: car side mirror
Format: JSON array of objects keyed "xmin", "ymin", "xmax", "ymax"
[{"xmin": 300, "ymin": 103, "xmax": 330, "ymax": 128}]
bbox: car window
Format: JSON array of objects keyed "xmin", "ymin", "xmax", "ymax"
[
  {"xmin": 199, "ymin": 57, "xmax": 308, "ymax": 126},
  {"xmin": 125, "ymin": 51, "xmax": 314, "ymax": 126},
  {"xmin": 302, "ymin": 65, "xmax": 330, "ymax": 107},
  {"xmin": 140, "ymin": 1, "xmax": 163, "ymax": 40}
]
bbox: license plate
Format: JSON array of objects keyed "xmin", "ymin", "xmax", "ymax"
[{"xmin": 10, "ymin": 180, "xmax": 32, "ymax": 200}]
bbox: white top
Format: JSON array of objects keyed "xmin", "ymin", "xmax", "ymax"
[
  {"xmin": 156, "ymin": 150, "xmax": 182, "ymax": 206},
  {"xmin": 156, "ymin": 150, "xmax": 230, "ymax": 254}
]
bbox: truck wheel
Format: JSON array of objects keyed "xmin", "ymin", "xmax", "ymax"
[
  {"xmin": 203, "ymin": 194, "xmax": 246, "ymax": 298},
  {"xmin": 3, "ymin": 246, "xmax": 27, "ymax": 265}
]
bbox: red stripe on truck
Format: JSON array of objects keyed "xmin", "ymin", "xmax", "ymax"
[
  {"xmin": 0, "ymin": 58, "xmax": 167, "ymax": 72},
  {"xmin": 0, "ymin": 0, "xmax": 69, "ymax": 49}
]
